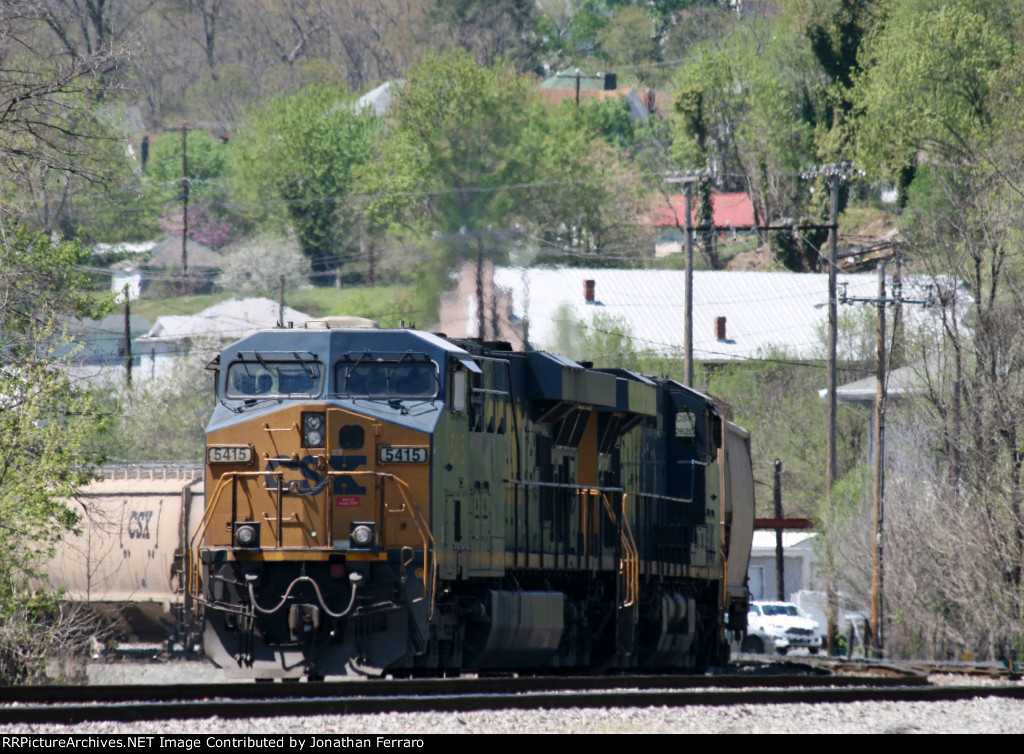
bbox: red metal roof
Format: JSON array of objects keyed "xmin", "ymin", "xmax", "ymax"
[{"xmin": 651, "ymin": 191, "xmax": 756, "ymax": 229}]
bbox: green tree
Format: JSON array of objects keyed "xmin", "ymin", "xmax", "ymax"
[
  {"xmin": 363, "ymin": 50, "xmax": 649, "ymax": 320},
  {"xmin": 0, "ymin": 1, "xmax": 132, "ymax": 684},
  {"xmin": 144, "ymin": 129, "xmax": 236, "ymax": 248},
  {"xmin": 359, "ymin": 50, "xmax": 531, "ymax": 318},
  {"xmin": 0, "ymin": 226, "xmax": 114, "ymax": 682},
  {"xmin": 594, "ymin": 5, "xmax": 661, "ymax": 82},
  {"xmin": 228, "ymin": 83, "xmax": 379, "ymax": 278},
  {"xmin": 841, "ymin": 0, "xmax": 1024, "ymax": 661},
  {"xmin": 507, "ymin": 98, "xmax": 648, "ymax": 265},
  {"xmin": 670, "ymin": 12, "xmax": 828, "ymax": 269},
  {"xmin": 146, "ymin": 129, "xmax": 229, "ymax": 189},
  {"xmin": 853, "ymin": 0, "xmax": 1012, "ymax": 198},
  {"xmin": 366, "ymin": 49, "xmax": 529, "ymax": 238}
]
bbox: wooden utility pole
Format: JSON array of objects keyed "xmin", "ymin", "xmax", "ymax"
[
  {"xmin": 180, "ymin": 123, "xmax": 190, "ymax": 292},
  {"xmin": 774, "ymin": 459, "xmax": 785, "ymax": 601},
  {"xmin": 683, "ymin": 182, "xmax": 694, "ymax": 387},
  {"xmin": 278, "ymin": 275, "xmax": 286, "ymax": 329},
  {"xmin": 839, "ymin": 262, "xmax": 931, "ymax": 658},
  {"xmin": 663, "ymin": 171, "xmax": 708, "ymax": 388},
  {"xmin": 801, "ymin": 161, "xmax": 859, "ymax": 653},
  {"xmin": 123, "ymin": 290, "xmax": 133, "ymax": 390},
  {"xmin": 825, "ymin": 169, "xmax": 841, "ymax": 655},
  {"xmin": 476, "ymin": 236, "xmax": 486, "ymax": 340},
  {"xmin": 871, "ymin": 264, "xmax": 887, "ymax": 656}
]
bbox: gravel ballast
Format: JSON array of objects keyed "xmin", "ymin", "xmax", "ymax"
[
  {"xmin": 3, "ymin": 697, "xmax": 1024, "ymax": 734},
  {"xmin": 1, "ymin": 658, "xmax": 1020, "ymax": 734}
]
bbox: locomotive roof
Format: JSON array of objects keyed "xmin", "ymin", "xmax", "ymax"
[
  {"xmin": 221, "ymin": 327, "xmax": 471, "ymax": 360},
  {"xmin": 210, "ymin": 328, "xmax": 469, "ymax": 435}
]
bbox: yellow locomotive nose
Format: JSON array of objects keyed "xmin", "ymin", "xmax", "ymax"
[
  {"xmin": 204, "ymin": 402, "xmax": 430, "ymax": 555},
  {"xmin": 323, "ymin": 406, "xmax": 431, "ymax": 555}
]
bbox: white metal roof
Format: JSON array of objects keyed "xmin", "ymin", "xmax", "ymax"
[
  {"xmin": 137, "ymin": 297, "xmax": 313, "ymax": 344},
  {"xmin": 752, "ymin": 531, "xmax": 817, "ymax": 551},
  {"xmin": 489, "ymin": 268, "xmax": 966, "ymax": 362}
]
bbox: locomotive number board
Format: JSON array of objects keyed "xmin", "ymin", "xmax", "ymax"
[
  {"xmin": 208, "ymin": 445, "xmax": 253, "ymax": 464},
  {"xmin": 379, "ymin": 446, "xmax": 428, "ymax": 463}
]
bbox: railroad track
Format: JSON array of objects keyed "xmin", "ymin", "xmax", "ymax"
[{"xmin": 5, "ymin": 664, "xmax": 1022, "ymax": 725}]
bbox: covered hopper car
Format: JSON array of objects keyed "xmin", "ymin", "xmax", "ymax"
[
  {"xmin": 42, "ymin": 467, "xmax": 204, "ymax": 644},
  {"xmin": 193, "ymin": 322, "xmax": 755, "ymax": 678}
]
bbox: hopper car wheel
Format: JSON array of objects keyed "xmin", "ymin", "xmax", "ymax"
[
  {"xmin": 776, "ymin": 647, "xmax": 788, "ymax": 656},
  {"xmin": 740, "ymin": 635, "xmax": 765, "ymax": 654},
  {"xmin": 809, "ymin": 647, "xmax": 819, "ymax": 655}
]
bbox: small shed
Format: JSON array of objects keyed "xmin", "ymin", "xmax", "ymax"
[{"xmin": 747, "ymin": 531, "xmax": 819, "ymax": 603}]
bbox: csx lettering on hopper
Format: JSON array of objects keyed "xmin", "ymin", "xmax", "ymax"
[{"xmin": 193, "ymin": 319, "xmax": 755, "ymax": 678}]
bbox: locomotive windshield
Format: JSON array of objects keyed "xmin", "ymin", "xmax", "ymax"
[
  {"xmin": 334, "ymin": 358, "xmax": 438, "ymax": 399},
  {"xmin": 225, "ymin": 358, "xmax": 324, "ymax": 398}
]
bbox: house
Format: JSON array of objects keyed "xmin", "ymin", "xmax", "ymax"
[
  {"xmin": 439, "ymin": 265, "xmax": 955, "ymax": 365},
  {"xmin": 356, "ymin": 80, "xmax": 400, "ymax": 116},
  {"xmin": 650, "ymin": 191, "xmax": 757, "ymax": 258},
  {"xmin": 537, "ymin": 69, "xmax": 652, "ymax": 120},
  {"xmin": 144, "ymin": 237, "xmax": 223, "ymax": 295},
  {"xmin": 57, "ymin": 313, "xmax": 152, "ymax": 386},
  {"xmin": 135, "ymin": 297, "xmax": 313, "ymax": 381},
  {"xmin": 110, "ymin": 237, "xmax": 224, "ymax": 300}
]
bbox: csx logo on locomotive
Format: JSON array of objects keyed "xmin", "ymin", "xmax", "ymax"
[{"xmin": 263, "ymin": 453, "xmax": 367, "ymax": 496}]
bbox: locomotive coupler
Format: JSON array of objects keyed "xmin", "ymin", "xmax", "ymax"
[{"xmin": 288, "ymin": 604, "xmax": 321, "ymax": 641}]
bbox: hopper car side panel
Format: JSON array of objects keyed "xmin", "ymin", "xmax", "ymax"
[{"xmin": 43, "ymin": 472, "xmax": 203, "ymax": 643}]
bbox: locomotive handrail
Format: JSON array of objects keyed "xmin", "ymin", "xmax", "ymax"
[
  {"xmin": 382, "ymin": 473, "xmax": 438, "ymax": 619},
  {"xmin": 629, "ymin": 490, "xmax": 695, "ymax": 505},
  {"xmin": 721, "ymin": 547, "xmax": 728, "ymax": 609},
  {"xmin": 193, "ymin": 467, "xmax": 435, "ymax": 614},
  {"xmin": 262, "ymin": 423, "xmax": 298, "ymax": 433},
  {"xmin": 619, "ymin": 494, "xmax": 640, "ymax": 610},
  {"xmin": 501, "ymin": 478, "xmax": 638, "ymax": 606},
  {"xmin": 323, "ymin": 469, "xmax": 437, "ymax": 619},
  {"xmin": 188, "ymin": 470, "xmax": 285, "ymax": 601},
  {"xmin": 603, "ymin": 492, "xmax": 640, "ymax": 609},
  {"xmin": 503, "ymin": 479, "xmax": 624, "ymax": 493},
  {"xmin": 470, "ymin": 387, "xmax": 511, "ymax": 396},
  {"xmin": 188, "ymin": 473, "xmax": 232, "ymax": 601}
]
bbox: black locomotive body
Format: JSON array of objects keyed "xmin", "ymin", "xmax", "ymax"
[{"xmin": 194, "ymin": 322, "xmax": 754, "ymax": 678}]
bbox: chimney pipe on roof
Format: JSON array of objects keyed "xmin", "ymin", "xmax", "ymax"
[
  {"xmin": 715, "ymin": 316, "xmax": 727, "ymax": 341},
  {"xmin": 584, "ymin": 279, "xmax": 595, "ymax": 303}
]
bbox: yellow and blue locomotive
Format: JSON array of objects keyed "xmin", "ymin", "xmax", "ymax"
[{"xmin": 192, "ymin": 319, "xmax": 755, "ymax": 678}]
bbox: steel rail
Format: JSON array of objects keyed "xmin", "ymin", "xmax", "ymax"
[
  {"xmin": 0, "ymin": 667, "xmax": 949, "ymax": 725},
  {"xmin": 6, "ymin": 681, "xmax": 1024, "ymax": 726}
]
